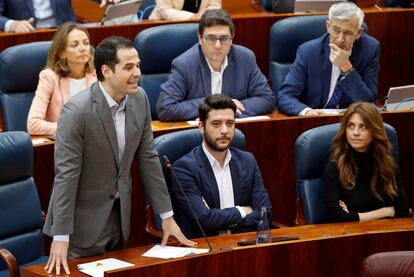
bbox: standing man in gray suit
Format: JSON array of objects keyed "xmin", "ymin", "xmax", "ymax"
[{"xmin": 43, "ymin": 36, "xmax": 195, "ymax": 275}]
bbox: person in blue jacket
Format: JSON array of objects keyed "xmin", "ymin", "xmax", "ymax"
[
  {"xmin": 276, "ymin": 2, "xmax": 380, "ymax": 116},
  {"xmin": 0, "ymin": 0, "xmax": 117, "ymax": 32},
  {"xmin": 157, "ymin": 9, "xmax": 275, "ymax": 121}
]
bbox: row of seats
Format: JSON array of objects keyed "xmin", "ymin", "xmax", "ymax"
[
  {"xmin": 0, "ymin": 15, "xmax": 358, "ymax": 131},
  {"xmin": 0, "ymin": 122, "xmax": 404, "ymax": 276}
]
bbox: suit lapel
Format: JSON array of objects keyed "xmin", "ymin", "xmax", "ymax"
[
  {"xmin": 222, "ymin": 48, "xmax": 234, "ymax": 94},
  {"xmin": 197, "ymin": 147, "xmax": 221, "ymax": 208},
  {"xmin": 229, "ymin": 156, "xmax": 242, "ymax": 205},
  {"xmin": 321, "ymin": 36, "xmax": 333, "ymax": 105},
  {"xmin": 120, "ymin": 99, "xmax": 137, "ymax": 167},
  {"xmin": 199, "ymin": 46, "xmax": 212, "ymax": 96},
  {"xmin": 92, "ymin": 83, "xmax": 120, "ymax": 167},
  {"xmin": 60, "ymin": 77, "xmax": 70, "ymax": 104},
  {"xmin": 349, "ymin": 36, "xmax": 361, "ymax": 68}
]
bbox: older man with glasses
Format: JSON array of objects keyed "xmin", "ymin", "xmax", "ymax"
[
  {"xmin": 276, "ymin": 2, "xmax": 380, "ymax": 116},
  {"xmin": 157, "ymin": 9, "xmax": 275, "ymax": 121}
]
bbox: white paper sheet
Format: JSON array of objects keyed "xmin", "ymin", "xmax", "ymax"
[
  {"xmin": 77, "ymin": 258, "xmax": 134, "ymax": 277},
  {"xmin": 186, "ymin": 115, "xmax": 271, "ymax": 126},
  {"xmin": 319, "ymin": 109, "xmax": 346, "ymax": 114},
  {"xmin": 142, "ymin": 245, "xmax": 209, "ymax": 259},
  {"xmin": 31, "ymin": 138, "xmax": 49, "ymax": 145}
]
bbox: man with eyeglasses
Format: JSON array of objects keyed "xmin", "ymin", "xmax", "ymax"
[
  {"xmin": 157, "ymin": 9, "xmax": 275, "ymax": 121},
  {"xmin": 276, "ymin": 2, "xmax": 380, "ymax": 116}
]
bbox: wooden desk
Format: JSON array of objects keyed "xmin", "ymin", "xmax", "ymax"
[
  {"xmin": 1, "ymin": 8, "xmax": 413, "ymax": 99},
  {"xmin": 32, "ymin": 111, "xmax": 414, "ymax": 247},
  {"xmin": 23, "ymin": 218, "xmax": 414, "ymax": 277}
]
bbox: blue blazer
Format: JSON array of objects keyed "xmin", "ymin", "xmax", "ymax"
[
  {"xmin": 0, "ymin": 0, "xmax": 76, "ymax": 30},
  {"xmin": 172, "ymin": 146, "xmax": 272, "ymax": 239},
  {"xmin": 157, "ymin": 44, "xmax": 275, "ymax": 121},
  {"xmin": 276, "ymin": 33, "xmax": 380, "ymax": 115}
]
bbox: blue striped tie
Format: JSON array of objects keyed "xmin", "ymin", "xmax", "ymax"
[{"xmin": 325, "ymin": 75, "xmax": 344, "ymax": 109}]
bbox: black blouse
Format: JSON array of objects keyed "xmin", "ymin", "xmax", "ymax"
[{"xmin": 324, "ymin": 150, "xmax": 411, "ymax": 222}]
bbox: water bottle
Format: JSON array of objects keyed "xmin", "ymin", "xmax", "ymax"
[{"xmin": 256, "ymin": 206, "xmax": 271, "ymax": 244}]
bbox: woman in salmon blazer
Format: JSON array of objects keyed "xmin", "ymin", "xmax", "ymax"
[{"xmin": 27, "ymin": 22, "xmax": 96, "ymax": 135}]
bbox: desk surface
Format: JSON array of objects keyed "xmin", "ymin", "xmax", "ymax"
[{"xmin": 23, "ymin": 217, "xmax": 414, "ymax": 277}]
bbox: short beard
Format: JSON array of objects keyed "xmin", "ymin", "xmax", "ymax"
[{"xmin": 203, "ymin": 132, "xmax": 231, "ymax": 152}]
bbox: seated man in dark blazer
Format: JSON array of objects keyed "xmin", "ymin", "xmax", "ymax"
[
  {"xmin": 0, "ymin": 0, "xmax": 116, "ymax": 33},
  {"xmin": 157, "ymin": 9, "xmax": 275, "ymax": 121},
  {"xmin": 171, "ymin": 94, "xmax": 272, "ymax": 238},
  {"xmin": 276, "ymin": 2, "xmax": 380, "ymax": 116}
]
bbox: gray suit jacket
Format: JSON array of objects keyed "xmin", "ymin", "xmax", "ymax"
[{"xmin": 43, "ymin": 82, "xmax": 171, "ymax": 248}]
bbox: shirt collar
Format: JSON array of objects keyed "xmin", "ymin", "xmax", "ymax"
[
  {"xmin": 205, "ymin": 56, "xmax": 228, "ymax": 75},
  {"xmin": 202, "ymin": 142, "xmax": 232, "ymax": 169},
  {"xmin": 99, "ymin": 82, "xmax": 127, "ymax": 110}
]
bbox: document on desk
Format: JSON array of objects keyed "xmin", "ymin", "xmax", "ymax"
[
  {"xmin": 186, "ymin": 115, "xmax": 271, "ymax": 126},
  {"xmin": 142, "ymin": 245, "xmax": 209, "ymax": 259},
  {"xmin": 31, "ymin": 138, "xmax": 50, "ymax": 145},
  {"xmin": 77, "ymin": 258, "xmax": 134, "ymax": 277},
  {"xmin": 319, "ymin": 109, "xmax": 346, "ymax": 114}
]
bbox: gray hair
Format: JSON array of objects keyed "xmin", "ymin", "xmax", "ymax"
[{"xmin": 328, "ymin": 2, "xmax": 364, "ymax": 28}]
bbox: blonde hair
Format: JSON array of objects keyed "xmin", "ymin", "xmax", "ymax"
[
  {"xmin": 331, "ymin": 102, "xmax": 398, "ymax": 200},
  {"xmin": 46, "ymin": 22, "xmax": 94, "ymax": 77}
]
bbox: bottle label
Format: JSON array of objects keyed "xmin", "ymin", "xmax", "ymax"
[{"xmin": 256, "ymin": 231, "xmax": 272, "ymax": 244}]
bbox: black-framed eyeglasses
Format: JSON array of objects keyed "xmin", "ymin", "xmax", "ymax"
[{"xmin": 203, "ymin": 35, "xmax": 233, "ymax": 45}]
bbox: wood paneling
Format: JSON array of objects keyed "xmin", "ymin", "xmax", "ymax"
[{"xmin": 23, "ymin": 218, "xmax": 414, "ymax": 277}]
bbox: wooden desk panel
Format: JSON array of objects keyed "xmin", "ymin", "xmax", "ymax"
[
  {"xmin": 22, "ymin": 218, "xmax": 414, "ymax": 277},
  {"xmin": 1, "ymin": 9, "xmax": 414, "ymax": 100},
  {"xmin": 32, "ymin": 111, "xmax": 414, "ymax": 247}
]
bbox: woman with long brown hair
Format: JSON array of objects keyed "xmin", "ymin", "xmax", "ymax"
[
  {"xmin": 324, "ymin": 102, "xmax": 411, "ymax": 222},
  {"xmin": 27, "ymin": 22, "xmax": 96, "ymax": 135}
]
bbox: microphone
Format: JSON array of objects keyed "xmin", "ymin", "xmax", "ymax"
[{"xmin": 163, "ymin": 155, "xmax": 213, "ymax": 252}]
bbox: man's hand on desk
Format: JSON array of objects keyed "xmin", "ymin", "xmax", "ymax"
[
  {"xmin": 44, "ymin": 240, "xmax": 70, "ymax": 275},
  {"xmin": 10, "ymin": 18, "xmax": 35, "ymax": 33},
  {"xmin": 161, "ymin": 217, "xmax": 197, "ymax": 247},
  {"xmin": 304, "ymin": 109, "xmax": 323, "ymax": 116},
  {"xmin": 99, "ymin": 0, "xmax": 121, "ymax": 8}
]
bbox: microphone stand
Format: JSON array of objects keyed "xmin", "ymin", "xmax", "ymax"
[{"xmin": 163, "ymin": 155, "xmax": 213, "ymax": 252}]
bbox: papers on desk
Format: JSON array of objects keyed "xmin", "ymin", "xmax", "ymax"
[
  {"xmin": 186, "ymin": 115, "xmax": 271, "ymax": 126},
  {"xmin": 77, "ymin": 258, "xmax": 134, "ymax": 277},
  {"xmin": 235, "ymin": 115, "xmax": 271, "ymax": 122},
  {"xmin": 321, "ymin": 108, "xmax": 346, "ymax": 114},
  {"xmin": 142, "ymin": 245, "xmax": 209, "ymax": 259},
  {"xmin": 31, "ymin": 138, "xmax": 49, "ymax": 145}
]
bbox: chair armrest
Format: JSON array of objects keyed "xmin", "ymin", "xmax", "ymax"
[
  {"xmin": 294, "ymin": 198, "xmax": 306, "ymax": 226},
  {"xmin": 145, "ymin": 205, "xmax": 164, "ymax": 239},
  {"xmin": 0, "ymin": 247, "xmax": 20, "ymax": 277},
  {"xmin": 144, "ymin": 205, "xmax": 179, "ymax": 245}
]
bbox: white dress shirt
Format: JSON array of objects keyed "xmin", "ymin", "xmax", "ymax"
[
  {"xmin": 201, "ymin": 143, "xmax": 246, "ymax": 219},
  {"xmin": 205, "ymin": 56, "xmax": 228, "ymax": 95}
]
